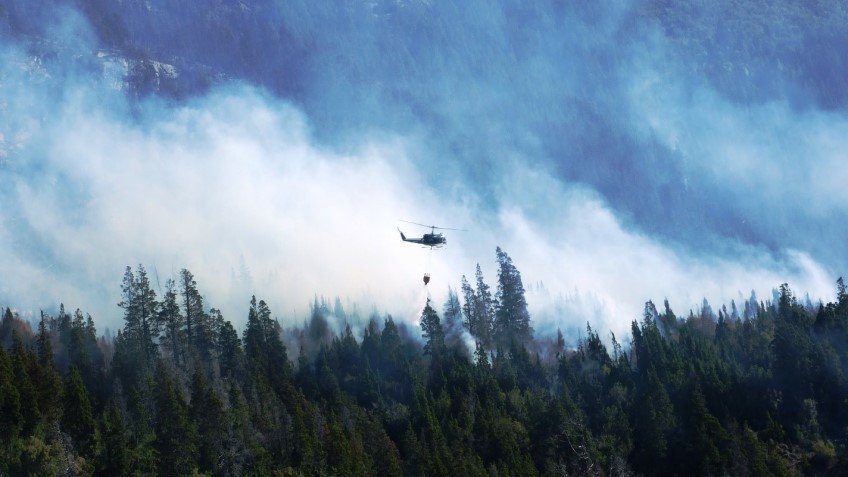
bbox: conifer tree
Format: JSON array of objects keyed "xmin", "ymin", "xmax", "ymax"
[
  {"xmin": 686, "ymin": 384, "xmax": 727, "ymax": 475},
  {"xmin": 11, "ymin": 335, "xmax": 40, "ymax": 434},
  {"xmin": 442, "ymin": 288, "xmax": 463, "ymax": 349},
  {"xmin": 460, "ymin": 265, "xmax": 496, "ymax": 348},
  {"xmin": 243, "ymin": 295, "xmax": 265, "ymax": 372},
  {"xmin": 118, "ymin": 265, "xmax": 160, "ymax": 363},
  {"xmin": 158, "ymin": 279, "xmax": 185, "ymax": 367},
  {"xmin": 180, "ymin": 268, "xmax": 211, "ymax": 363},
  {"xmin": 190, "ymin": 370, "xmax": 227, "ymax": 474},
  {"xmin": 243, "ymin": 296, "xmax": 290, "ymax": 389},
  {"xmin": 0, "ymin": 345, "xmax": 22, "ymax": 443},
  {"xmin": 153, "ymin": 361, "xmax": 197, "ymax": 475},
  {"xmin": 62, "ymin": 366, "xmax": 96, "ymax": 456},
  {"xmin": 1, "ymin": 307, "xmax": 13, "ymax": 336},
  {"xmin": 98, "ymin": 403, "xmax": 130, "ymax": 476},
  {"xmin": 260, "ymin": 300, "xmax": 291, "ymax": 390},
  {"xmin": 420, "ymin": 298, "xmax": 444, "ymax": 357},
  {"xmin": 633, "ymin": 363, "xmax": 675, "ymax": 472},
  {"xmin": 218, "ymin": 319, "xmax": 243, "ymax": 379},
  {"xmin": 460, "ymin": 275, "xmax": 477, "ymax": 334},
  {"xmin": 474, "ymin": 263, "xmax": 496, "ymax": 348},
  {"xmin": 35, "ymin": 315, "xmax": 62, "ymax": 422},
  {"xmin": 837, "ymin": 277, "xmax": 848, "ymax": 308},
  {"xmin": 493, "ymin": 247, "xmax": 532, "ymax": 347}
]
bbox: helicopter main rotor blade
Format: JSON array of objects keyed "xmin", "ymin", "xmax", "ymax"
[
  {"xmin": 398, "ymin": 219, "xmax": 433, "ymax": 228},
  {"xmin": 399, "ymin": 220, "xmax": 467, "ymax": 231}
]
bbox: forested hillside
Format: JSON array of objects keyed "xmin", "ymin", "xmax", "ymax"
[{"xmin": 2, "ymin": 248, "xmax": 848, "ymax": 476}]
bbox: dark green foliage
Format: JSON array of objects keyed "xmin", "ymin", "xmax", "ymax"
[
  {"xmin": 10, "ymin": 336, "xmax": 40, "ymax": 436},
  {"xmin": 461, "ymin": 263, "xmax": 496, "ymax": 348},
  {"xmin": 98, "ymin": 404, "xmax": 130, "ymax": 477},
  {"xmin": 0, "ymin": 345, "xmax": 22, "ymax": 443},
  {"xmin": 420, "ymin": 298, "xmax": 444, "ymax": 356},
  {"xmin": 180, "ymin": 268, "xmax": 215, "ymax": 368},
  {"xmin": 442, "ymin": 288, "xmax": 464, "ymax": 350},
  {"xmin": 62, "ymin": 366, "xmax": 96, "ymax": 456},
  {"xmin": 189, "ymin": 370, "xmax": 227, "ymax": 474},
  {"xmin": 34, "ymin": 315, "xmax": 62, "ymax": 423},
  {"xmin": 218, "ymin": 318, "xmax": 243, "ymax": 379},
  {"xmin": 157, "ymin": 279, "xmax": 185, "ymax": 368},
  {"xmin": 494, "ymin": 247, "xmax": 532, "ymax": 347},
  {"xmin": 119, "ymin": 265, "xmax": 160, "ymax": 364},
  {"xmin": 153, "ymin": 361, "xmax": 197, "ymax": 475},
  {"xmin": 5, "ymin": 258, "xmax": 848, "ymax": 474}
]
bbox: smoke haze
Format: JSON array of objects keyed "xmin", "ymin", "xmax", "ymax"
[{"xmin": 1, "ymin": 1, "xmax": 845, "ymax": 337}]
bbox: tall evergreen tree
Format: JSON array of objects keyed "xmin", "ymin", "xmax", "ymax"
[
  {"xmin": 35, "ymin": 315, "xmax": 62, "ymax": 422},
  {"xmin": 420, "ymin": 298, "xmax": 444, "ymax": 357},
  {"xmin": 442, "ymin": 288, "xmax": 464, "ymax": 349},
  {"xmin": 0, "ymin": 345, "xmax": 22, "ymax": 443},
  {"xmin": 243, "ymin": 295, "xmax": 265, "ymax": 373},
  {"xmin": 98, "ymin": 403, "xmax": 131, "ymax": 476},
  {"xmin": 460, "ymin": 275, "xmax": 477, "ymax": 336},
  {"xmin": 180, "ymin": 268, "xmax": 211, "ymax": 363},
  {"xmin": 62, "ymin": 366, "xmax": 96, "ymax": 456},
  {"xmin": 460, "ymin": 265, "xmax": 496, "ymax": 348},
  {"xmin": 153, "ymin": 361, "xmax": 197, "ymax": 475},
  {"xmin": 218, "ymin": 319, "xmax": 243, "ymax": 379},
  {"xmin": 474, "ymin": 263, "xmax": 496, "ymax": 348},
  {"xmin": 118, "ymin": 265, "xmax": 160, "ymax": 363},
  {"xmin": 11, "ymin": 335, "xmax": 40, "ymax": 435},
  {"xmin": 493, "ymin": 247, "xmax": 532, "ymax": 347},
  {"xmin": 157, "ymin": 279, "xmax": 185, "ymax": 367},
  {"xmin": 190, "ymin": 370, "xmax": 227, "ymax": 474}
]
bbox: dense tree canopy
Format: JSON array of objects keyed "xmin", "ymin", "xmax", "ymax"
[{"xmin": 2, "ymin": 250, "xmax": 848, "ymax": 475}]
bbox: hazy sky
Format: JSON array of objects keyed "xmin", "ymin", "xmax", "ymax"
[{"xmin": 1, "ymin": 1, "xmax": 846, "ymax": 336}]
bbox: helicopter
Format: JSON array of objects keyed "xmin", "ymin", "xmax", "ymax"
[
  {"xmin": 397, "ymin": 220, "xmax": 465, "ymax": 249},
  {"xmin": 398, "ymin": 221, "xmax": 465, "ymax": 285}
]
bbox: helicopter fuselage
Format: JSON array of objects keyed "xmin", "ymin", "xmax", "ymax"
[{"xmin": 398, "ymin": 229, "xmax": 446, "ymax": 247}]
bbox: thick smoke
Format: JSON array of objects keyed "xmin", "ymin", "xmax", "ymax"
[{"xmin": 0, "ymin": 1, "xmax": 844, "ymax": 337}]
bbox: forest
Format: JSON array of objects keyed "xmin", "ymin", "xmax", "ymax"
[{"xmin": 1, "ymin": 247, "xmax": 848, "ymax": 476}]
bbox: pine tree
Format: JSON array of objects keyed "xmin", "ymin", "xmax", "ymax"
[
  {"xmin": 493, "ymin": 247, "xmax": 532, "ymax": 347},
  {"xmin": 62, "ymin": 366, "xmax": 96, "ymax": 456},
  {"xmin": 35, "ymin": 315, "xmax": 62, "ymax": 422},
  {"xmin": 260, "ymin": 299, "xmax": 291, "ymax": 391},
  {"xmin": 686, "ymin": 384, "xmax": 726, "ymax": 475},
  {"xmin": 190, "ymin": 370, "xmax": 227, "ymax": 474},
  {"xmin": 633, "ymin": 363, "xmax": 675, "ymax": 472},
  {"xmin": 460, "ymin": 275, "xmax": 476, "ymax": 335},
  {"xmin": 180, "ymin": 268, "xmax": 214, "ymax": 364},
  {"xmin": 243, "ymin": 296, "xmax": 290, "ymax": 390},
  {"xmin": 98, "ymin": 403, "xmax": 130, "ymax": 476},
  {"xmin": 0, "ymin": 307, "xmax": 14, "ymax": 348},
  {"xmin": 153, "ymin": 361, "xmax": 197, "ymax": 475},
  {"xmin": 11, "ymin": 335, "xmax": 40, "ymax": 434},
  {"xmin": 243, "ymin": 295, "xmax": 265, "ymax": 373},
  {"xmin": 837, "ymin": 277, "xmax": 848, "ymax": 308},
  {"xmin": 474, "ymin": 341, "xmax": 490, "ymax": 369},
  {"xmin": 420, "ymin": 298, "xmax": 445, "ymax": 357},
  {"xmin": 158, "ymin": 279, "xmax": 185, "ymax": 367},
  {"xmin": 218, "ymin": 319, "xmax": 243, "ymax": 379},
  {"xmin": 119, "ymin": 265, "xmax": 160, "ymax": 363},
  {"xmin": 460, "ymin": 265, "xmax": 496, "ymax": 348},
  {"xmin": 474, "ymin": 264, "xmax": 496, "ymax": 348},
  {"xmin": 442, "ymin": 288, "xmax": 464, "ymax": 349},
  {"xmin": 0, "ymin": 345, "xmax": 22, "ymax": 443}
]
